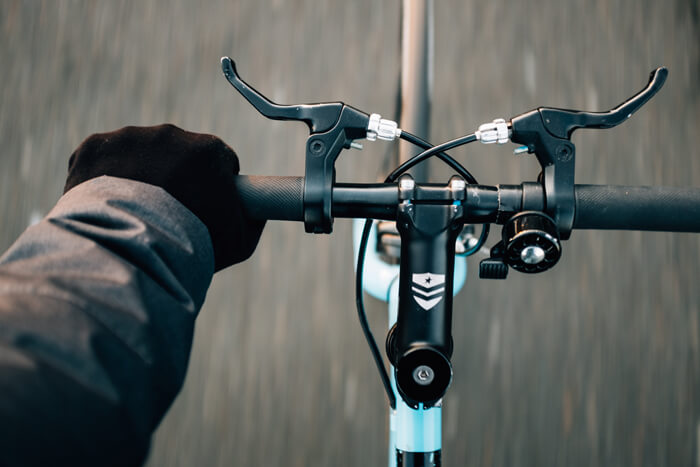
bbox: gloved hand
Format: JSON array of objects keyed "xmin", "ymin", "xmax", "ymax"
[{"xmin": 64, "ymin": 124, "xmax": 264, "ymax": 271}]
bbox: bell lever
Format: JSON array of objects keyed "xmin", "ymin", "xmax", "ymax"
[
  {"xmin": 539, "ymin": 67, "xmax": 668, "ymax": 139},
  {"xmin": 221, "ymin": 57, "xmax": 371, "ymax": 234}
]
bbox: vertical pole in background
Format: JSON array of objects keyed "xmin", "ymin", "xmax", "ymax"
[
  {"xmin": 387, "ymin": 2, "xmax": 439, "ymax": 465},
  {"xmin": 399, "ymin": 0, "xmax": 434, "ymax": 182}
]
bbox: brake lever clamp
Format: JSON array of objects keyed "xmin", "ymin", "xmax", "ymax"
[
  {"xmin": 508, "ymin": 67, "xmax": 668, "ymax": 239},
  {"xmin": 222, "ymin": 57, "xmax": 371, "ymax": 233}
]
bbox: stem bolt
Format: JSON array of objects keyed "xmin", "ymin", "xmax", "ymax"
[{"xmin": 412, "ymin": 365, "xmax": 435, "ymax": 386}]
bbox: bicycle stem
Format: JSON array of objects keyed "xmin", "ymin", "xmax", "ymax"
[{"xmin": 386, "ymin": 178, "xmax": 463, "ymax": 407}]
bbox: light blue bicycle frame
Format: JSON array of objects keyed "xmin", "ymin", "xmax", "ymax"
[{"xmin": 352, "ymin": 220, "xmax": 467, "ymax": 466}]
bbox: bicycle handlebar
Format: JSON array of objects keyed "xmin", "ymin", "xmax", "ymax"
[
  {"xmin": 574, "ymin": 185, "xmax": 700, "ymax": 231},
  {"xmin": 235, "ymin": 175, "xmax": 700, "ymax": 233},
  {"xmin": 235, "ymin": 175, "xmax": 304, "ymax": 221},
  {"xmin": 226, "ymin": 61, "xmax": 697, "ymax": 410}
]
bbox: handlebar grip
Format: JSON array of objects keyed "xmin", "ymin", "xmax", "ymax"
[
  {"xmin": 574, "ymin": 185, "xmax": 700, "ymax": 232},
  {"xmin": 235, "ymin": 175, "xmax": 304, "ymax": 221}
]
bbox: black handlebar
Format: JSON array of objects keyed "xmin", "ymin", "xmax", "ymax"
[
  {"xmin": 574, "ymin": 185, "xmax": 700, "ymax": 231},
  {"xmin": 235, "ymin": 175, "xmax": 304, "ymax": 221},
  {"xmin": 235, "ymin": 175, "xmax": 700, "ymax": 233}
]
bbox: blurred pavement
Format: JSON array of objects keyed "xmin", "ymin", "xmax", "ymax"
[{"xmin": 1, "ymin": 1, "xmax": 699, "ymax": 465}]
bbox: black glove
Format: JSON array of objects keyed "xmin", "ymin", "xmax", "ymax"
[{"xmin": 64, "ymin": 124, "xmax": 264, "ymax": 271}]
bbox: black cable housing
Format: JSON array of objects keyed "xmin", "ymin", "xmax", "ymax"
[{"xmin": 398, "ymin": 132, "xmax": 478, "ymax": 184}]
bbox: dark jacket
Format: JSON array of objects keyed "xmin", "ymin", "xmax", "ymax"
[{"xmin": 0, "ymin": 176, "xmax": 214, "ymax": 466}]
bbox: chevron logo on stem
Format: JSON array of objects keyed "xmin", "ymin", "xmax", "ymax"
[{"xmin": 412, "ymin": 272, "xmax": 446, "ymax": 311}]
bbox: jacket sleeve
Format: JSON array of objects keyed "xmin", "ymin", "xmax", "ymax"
[{"xmin": 0, "ymin": 176, "xmax": 215, "ymax": 466}]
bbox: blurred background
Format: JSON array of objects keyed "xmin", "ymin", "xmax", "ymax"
[{"xmin": 1, "ymin": 1, "xmax": 699, "ymax": 465}]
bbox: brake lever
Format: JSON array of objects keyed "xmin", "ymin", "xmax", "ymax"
[
  {"xmin": 221, "ymin": 57, "xmax": 345, "ymax": 134},
  {"xmin": 221, "ymin": 57, "xmax": 370, "ymax": 233},
  {"xmin": 508, "ymin": 67, "xmax": 669, "ymax": 239},
  {"xmin": 538, "ymin": 67, "xmax": 668, "ymax": 139}
]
